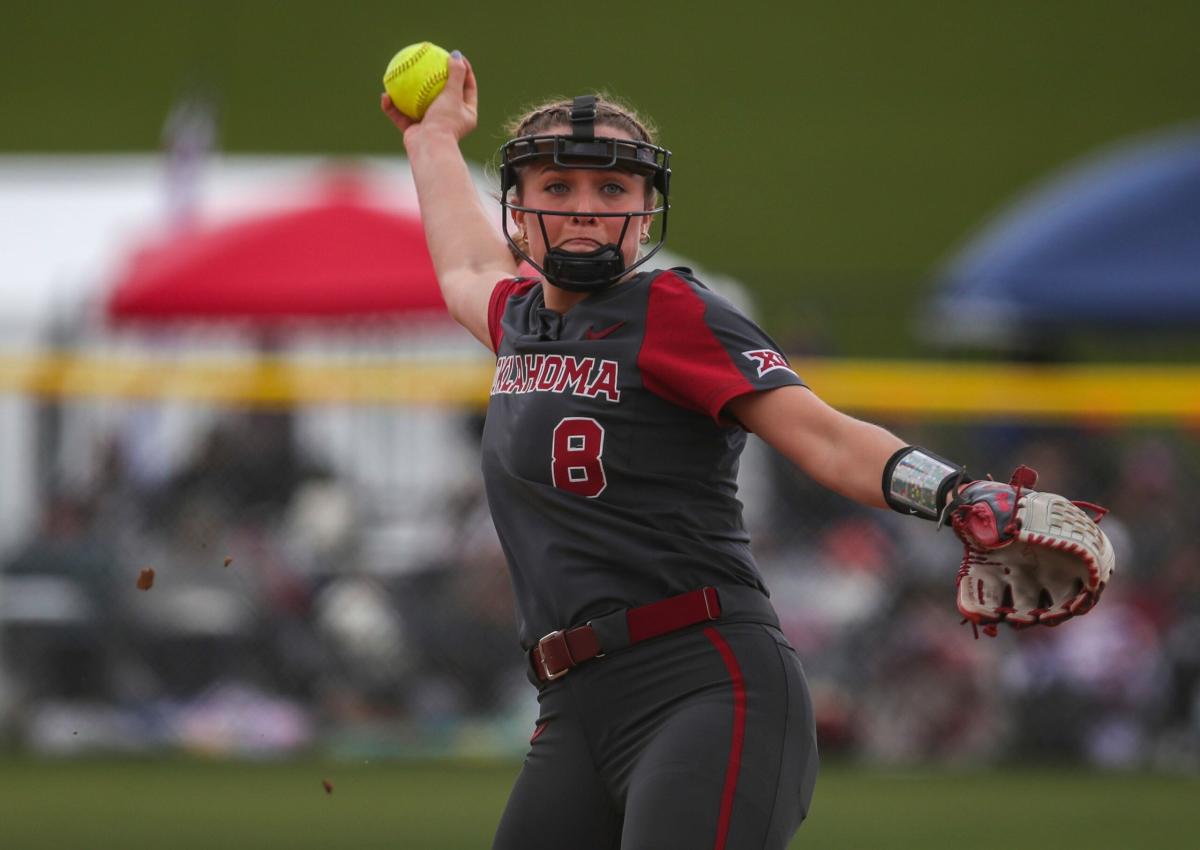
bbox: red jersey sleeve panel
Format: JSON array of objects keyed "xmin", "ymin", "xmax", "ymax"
[
  {"xmin": 639, "ymin": 270, "xmax": 802, "ymax": 423},
  {"xmin": 487, "ymin": 277, "xmax": 539, "ymax": 353}
]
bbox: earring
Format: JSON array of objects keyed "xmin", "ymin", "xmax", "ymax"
[
  {"xmin": 515, "ymin": 230, "xmax": 529, "ymax": 251},
  {"xmin": 640, "ymin": 232, "xmax": 651, "ymax": 245}
]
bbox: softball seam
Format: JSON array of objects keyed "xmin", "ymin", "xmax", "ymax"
[
  {"xmin": 383, "ymin": 42, "xmax": 431, "ymax": 86},
  {"xmin": 416, "ymin": 67, "xmax": 449, "ymax": 116}
]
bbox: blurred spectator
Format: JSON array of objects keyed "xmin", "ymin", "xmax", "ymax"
[
  {"xmin": 1, "ymin": 493, "xmax": 119, "ymax": 702},
  {"xmin": 999, "ymin": 588, "xmax": 1167, "ymax": 767},
  {"xmin": 856, "ymin": 588, "xmax": 1008, "ymax": 765}
]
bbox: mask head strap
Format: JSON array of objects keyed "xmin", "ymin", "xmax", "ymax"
[{"xmin": 569, "ymin": 95, "xmax": 597, "ymax": 141}]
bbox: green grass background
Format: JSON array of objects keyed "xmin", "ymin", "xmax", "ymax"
[
  {"xmin": 0, "ymin": 757, "xmax": 1197, "ymax": 849},
  {"xmin": 5, "ymin": 1, "xmax": 1199, "ymax": 352}
]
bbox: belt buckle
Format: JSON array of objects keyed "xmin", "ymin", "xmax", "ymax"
[{"xmin": 537, "ymin": 630, "xmax": 572, "ymax": 681}]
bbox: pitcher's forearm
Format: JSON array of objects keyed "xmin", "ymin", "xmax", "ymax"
[
  {"xmin": 406, "ymin": 131, "xmax": 516, "ymax": 283},
  {"xmin": 726, "ymin": 386, "xmax": 905, "ymax": 510}
]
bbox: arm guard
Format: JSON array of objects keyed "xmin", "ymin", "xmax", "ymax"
[{"xmin": 882, "ymin": 446, "xmax": 968, "ymax": 521}]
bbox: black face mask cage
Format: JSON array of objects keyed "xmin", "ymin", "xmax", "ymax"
[
  {"xmin": 506, "ymin": 203, "xmax": 668, "ymax": 293},
  {"xmin": 497, "ymin": 96, "xmax": 672, "ymax": 293}
]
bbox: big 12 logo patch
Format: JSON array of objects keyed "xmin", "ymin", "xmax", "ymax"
[{"xmin": 742, "ymin": 349, "xmax": 793, "ymax": 378}]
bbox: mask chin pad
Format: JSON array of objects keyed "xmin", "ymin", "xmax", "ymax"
[{"xmin": 542, "ymin": 243, "xmax": 625, "ymax": 291}]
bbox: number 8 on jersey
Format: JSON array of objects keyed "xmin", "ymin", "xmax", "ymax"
[{"xmin": 552, "ymin": 417, "xmax": 607, "ymax": 498}]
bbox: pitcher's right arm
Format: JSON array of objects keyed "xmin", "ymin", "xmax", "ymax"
[{"xmin": 381, "ymin": 54, "xmax": 517, "ymax": 349}]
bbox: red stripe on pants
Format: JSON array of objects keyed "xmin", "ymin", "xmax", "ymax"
[{"xmin": 704, "ymin": 626, "xmax": 746, "ymax": 850}]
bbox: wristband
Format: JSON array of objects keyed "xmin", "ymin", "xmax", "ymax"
[{"xmin": 882, "ymin": 446, "xmax": 968, "ymax": 521}]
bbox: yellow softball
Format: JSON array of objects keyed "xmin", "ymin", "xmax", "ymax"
[{"xmin": 382, "ymin": 42, "xmax": 450, "ymax": 120}]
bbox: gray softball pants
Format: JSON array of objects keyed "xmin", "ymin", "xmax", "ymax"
[{"xmin": 493, "ymin": 620, "xmax": 819, "ymax": 849}]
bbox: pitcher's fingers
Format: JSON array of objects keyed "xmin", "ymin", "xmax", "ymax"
[
  {"xmin": 444, "ymin": 53, "xmax": 468, "ymax": 100},
  {"xmin": 460, "ymin": 56, "xmax": 478, "ymax": 109},
  {"xmin": 380, "ymin": 92, "xmax": 414, "ymax": 131}
]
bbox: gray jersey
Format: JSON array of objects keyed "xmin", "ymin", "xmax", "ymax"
[{"xmin": 482, "ymin": 268, "xmax": 805, "ymax": 648}]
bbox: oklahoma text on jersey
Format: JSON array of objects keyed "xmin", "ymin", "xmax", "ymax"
[{"xmin": 491, "ymin": 354, "xmax": 621, "ymax": 403}]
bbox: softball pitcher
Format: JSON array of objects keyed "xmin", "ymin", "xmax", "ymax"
[{"xmin": 381, "ymin": 52, "xmax": 1113, "ymax": 850}]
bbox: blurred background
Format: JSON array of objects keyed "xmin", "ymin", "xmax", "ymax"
[{"xmin": 1, "ymin": 1, "xmax": 1198, "ymax": 847}]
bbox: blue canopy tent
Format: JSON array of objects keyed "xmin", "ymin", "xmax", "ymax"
[{"xmin": 927, "ymin": 125, "xmax": 1200, "ymax": 350}]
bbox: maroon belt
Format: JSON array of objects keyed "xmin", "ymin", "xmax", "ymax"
[{"xmin": 530, "ymin": 587, "xmax": 722, "ymax": 683}]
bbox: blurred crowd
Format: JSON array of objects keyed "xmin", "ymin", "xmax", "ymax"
[
  {"xmin": 1, "ymin": 409, "xmax": 1197, "ymax": 770},
  {"xmin": 0, "ymin": 409, "xmax": 527, "ymax": 759}
]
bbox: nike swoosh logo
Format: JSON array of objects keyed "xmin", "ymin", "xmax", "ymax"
[{"xmin": 584, "ymin": 321, "xmax": 626, "ymax": 340}]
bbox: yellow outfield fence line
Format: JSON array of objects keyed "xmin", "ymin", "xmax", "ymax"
[
  {"xmin": 794, "ymin": 359, "xmax": 1200, "ymax": 420},
  {"xmin": 0, "ymin": 352, "xmax": 495, "ymax": 408},
  {"xmin": 1, "ymin": 351, "xmax": 1199, "ymax": 420}
]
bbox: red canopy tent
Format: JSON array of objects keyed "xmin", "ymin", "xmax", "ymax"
[{"xmin": 106, "ymin": 179, "xmax": 447, "ymax": 324}]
